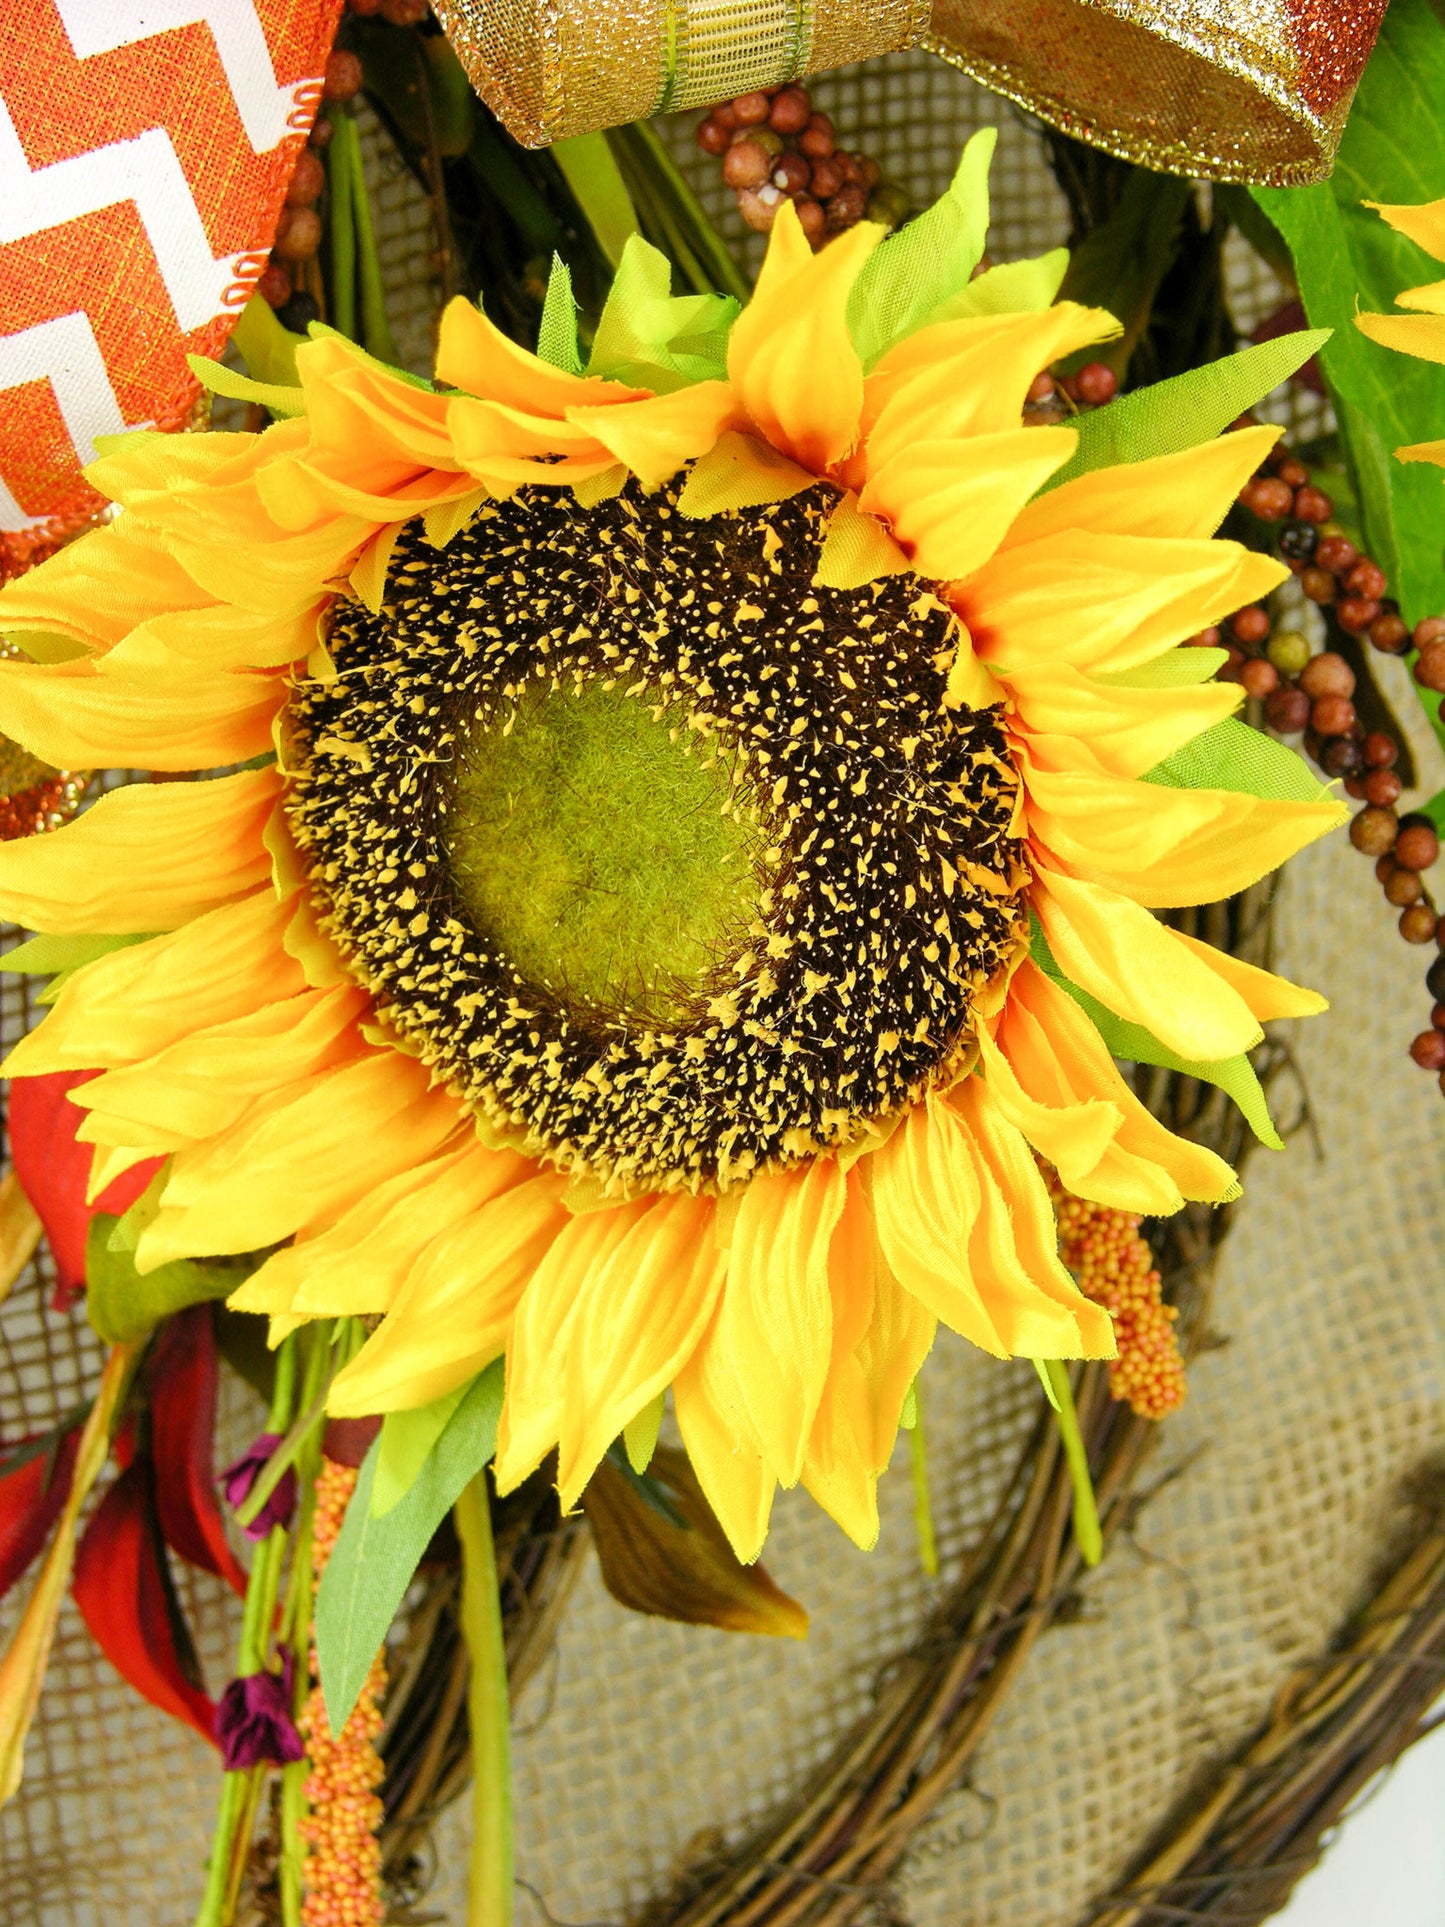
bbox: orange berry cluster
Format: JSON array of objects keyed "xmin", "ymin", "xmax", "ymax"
[
  {"xmin": 1053, "ymin": 1187, "xmax": 1187, "ymax": 1421},
  {"xmin": 298, "ymin": 1457, "xmax": 387, "ymax": 1927}
]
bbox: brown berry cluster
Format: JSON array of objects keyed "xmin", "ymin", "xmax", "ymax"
[
  {"xmin": 298, "ymin": 1456, "xmax": 387, "ymax": 1927},
  {"xmin": 1022, "ymin": 361, "xmax": 1119, "ymax": 417},
  {"xmin": 1049, "ymin": 1179, "xmax": 1187, "ymax": 1421},
  {"xmin": 1208, "ymin": 437, "xmax": 1445, "ymax": 1090},
  {"xmin": 696, "ymin": 87, "xmax": 889, "ymax": 246}
]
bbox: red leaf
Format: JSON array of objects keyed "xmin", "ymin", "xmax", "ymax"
[
  {"xmin": 0, "ymin": 1425, "xmax": 80, "ymax": 1600},
  {"xmin": 147, "ymin": 1306, "xmax": 248, "ymax": 1596},
  {"xmin": 7, "ymin": 1072, "xmax": 162, "ymax": 1306},
  {"xmin": 72, "ymin": 1455, "xmax": 217, "ymax": 1744}
]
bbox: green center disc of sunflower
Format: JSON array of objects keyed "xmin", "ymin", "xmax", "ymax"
[{"xmin": 444, "ymin": 681, "xmax": 766, "ymax": 1026}]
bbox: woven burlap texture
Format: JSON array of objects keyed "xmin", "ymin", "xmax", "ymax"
[{"xmin": 0, "ymin": 51, "xmax": 1439, "ymax": 1927}]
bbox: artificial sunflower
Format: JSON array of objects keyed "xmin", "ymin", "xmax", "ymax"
[{"xmin": 0, "ymin": 140, "xmax": 1340, "ymax": 1560}]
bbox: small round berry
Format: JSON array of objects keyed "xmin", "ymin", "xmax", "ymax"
[
  {"xmin": 1240, "ymin": 657, "xmax": 1279, "ymax": 698},
  {"xmin": 1231, "ymin": 605, "xmax": 1270, "ymax": 646},
  {"xmin": 349, "ymin": 0, "xmax": 383, "ymax": 13},
  {"xmin": 1344, "ymin": 774, "xmax": 1370, "ymax": 800},
  {"xmin": 1396, "ymin": 822, "xmax": 1440, "ymax": 871},
  {"xmin": 380, "ymin": 0, "xmax": 427, "ymax": 19},
  {"xmin": 1278, "ymin": 519, "xmax": 1318, "ymax": 563},
  {"xmin": 322, "ymin": 49, "xmax": 363, "ymax": 102},
  {"xmin": 1345, "ymin": 559, "xmax": 1387, "ymax": 600},
  {"xmin": 1428, "ymin": 952, "xmax": 1445, "ymax": 1003},
  {"xmin": 1432, "ymin": 1002, "xmax": 1445, "ymax": 1029},
  {"xmin": 1302, "ymin": 567, "xmax": 1336, "ymax": 603},
  {"xmin": 1244, "ymin": 477, "xmax": 1293, "ymax": 520},
  {"xmin": 1319, "ymin": 736, "xmax": 1363, "ymax": 777},
  {"xmin": 1349, "ymin": 805, "xmax": 1398, "ymax": 856},
  {"xmin": 711, "ymin": 101, "xmax": 739, "ymax": 129},
  {"xmin": 1074, "ymin": 362, "xmax": 1118, "ymax": 405},
  {"xmin": 793, "ymin": 196, "xmax": 825, "ymax": 244},
  {"xmin": 808, "ymin": 155, "xmax": 843, "ymax": 200},
  {"xmin": 1277, "ymin": 456, "xmax": 1309, "ymax": 489},
  {"xmin": 731, "ymin": 91, "xmax": 771, "ymax": 126},
  {"xmin": 1364, "ymin": 732, "xmax": 1399, "ymax": 769},
  {"xmin": 1188, "ymin": 624, "xmax": 1223, "ymax": 648},
  {"xmin": 736, "ymin": 185, "xmax": 781, "ymax": 232},
  {"xmin": 1266, "ymin": 628, "xmax": 1311, "ymax": 676},
  {"xmin": 1377, "ymin": 852, "xmax": 1399, "ymax": 884},
  {"xmin": 286, "ymin": 148, "xmax": 325, "ymax": 207},
  {"xmin": 1413, "ymin": 640, "xmax": 1445, "ymax": 693},
  {"xmin": 1385, "ymin": 866, "xmax": 1424, "ymax": 906},
  {"xmin": 1026, "ymin": 371, "xmax": 1056, "ymax": 405},
  {"xmin": 1292, "ymin": 485, "xmax": 1333, "ymax": 524},
  {"xmin": 1299, "ymin": 652, "xmax": 1355, "ymax": 699},
  {"xmin": 696, "ymin": 116, "xmax": 731, "ymax": 155},
  {"xmin": 273, "ymin": 206, "xmax": 322, "ymax": 261},
  {"xmin": 857, "ymin": 156, "xmax": 881, "ymax": 192},
  {"xmin": 825, "ymin": 183, "xmax": 867, "ymax": 230},
  {"xmin": 258, "ymin": 261, "xmax": 292, "ymax": 308},
  {"xmin": 1364, "ymin": 767, "xmax": 1403, "ymax": 808},
  {"xmin": 799, "ymin": 113, "xmax": 835, "ymax": 158},
  {"xmin": 307, "ymin": 114, "xmax": 334, "ymax": 150},
  {"xmin": 768, "ymin": 86, "xmax": 812, "ymax": 134},
  {"xmin": 275, "ymin": 289, "xmax": 320, "ymax": 333},
  {"xmin": 1401, "ymin": 904, "xmax": 1439, "ymax": 944},
  {"xmin": 1264, "ymin": 685, "xmax": 1310, "ymax": 733},
  {"xmin": 1315, "ymin": 534, "xmax": 1358, "ymax": 575},
  {"xmin": 1410, "ymin": 1029, "xmax": 1445, "ymax": 1070},
  {"xmin": 1369, "ymin": 611, "xmax": 1410, "ymax": 654},
  {"xmin": 722, "ymin": 139, "xmax": 772, "ymax": 190},
  {"xmin": 1336, "ymin": 597, "xmax": 1381, "ymax": 635},
  {"xmin": 771, "ymin": 151, "xmax": 811, "ymax": 196},
  {"xmin": 1414, "ymin": 616, "xmax": 1445, "ymax": 649}
]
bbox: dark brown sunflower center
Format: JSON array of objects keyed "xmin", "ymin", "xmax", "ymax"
[{"xmin": 286, "ymin": 477, "xmax": 1028, "ymax": 1189}]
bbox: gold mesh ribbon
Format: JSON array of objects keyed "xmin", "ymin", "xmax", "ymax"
[
  {"xmin": 926, "ymin": 0, "xmax": 1389, "ymax": 186},
  {"xmin": 433, "ymin": 0, "xmax": 931, "ymax": 147}
]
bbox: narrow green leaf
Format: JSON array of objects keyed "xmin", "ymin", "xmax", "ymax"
[
  {"xmin": 316, "ymin": 1361, "xmax": 505, "ymax": 1730},
  {"xmin": 1096, "ymin": 647, "xmax": 1230, "ymax": 689},
  {"xmin": 536, "ymin": 255, "xmax": 583, "ymax": 375},
  {"xmin": 1, "ymin": 932, "xmax": 150, "ymax": 975},
  {"xmin": 847, "ymin": 129, "xmax": 995, "ymax": 369},
  {"xmin": 1142, "ymin": 716, "xmax": 1335, "ymax": 803},
  {"xmin": 186, "ymin": 354, "xmax": 303, "ymax": 418},
  {"xmin": 232, "ymin": 294, "xmax": 305, "ymax": 387},
  {"xmin": 1045, "ymin": 332, "xmax": 1330, "ymax": 493},
  {"xmin": 371, "ymin": 1381, "xmax": 470, "ymax": 1517},
  {"xmin": 1253, "ymin": 0, "xmax": 1445, "ymax": 623},
  {"xmin": 925, "ymin": 248, "xmax": 1069, "ymax": 323},
  {"xmin": 552, "ymin": 133, "xmax": 639, "ymax": 272}
]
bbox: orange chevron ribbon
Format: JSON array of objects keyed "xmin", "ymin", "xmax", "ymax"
[{"xmin": 0, "ymin": 1, "xmax": 343, "ymax": 575}]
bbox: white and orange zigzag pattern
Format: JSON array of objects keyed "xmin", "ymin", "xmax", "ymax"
[{"xmin": 0, "ymin": 2, "xmax": 325, "ymax": 533}]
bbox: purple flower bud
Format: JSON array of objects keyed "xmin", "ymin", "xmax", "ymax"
[
  {"xmin": 214, "ymin": 1664, "xmax": 305, "ymax": 1771},
  {"xmin": 220, "ymin": 1433, "xmax": 297, "ymax": 1541}
]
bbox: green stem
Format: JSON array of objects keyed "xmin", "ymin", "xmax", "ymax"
[
  {"xmin": 1043, "ymin": 1360, "xmax": 1103, "ymax": 1567},
  {"xmin": 907, "ymin": 1380, "xmax": 939, "ymax": 1579},
  {"xmin": 278, "ymin": 1326, "xmax": 330, "ymax": 1927},
  {"xmin": 350, "ymin": 125, "xmax": 398, "ymax": 364},
  {"xmin": 194, "ymin": 1772, "xmax": 248, "ymax": 1927},
  {"xmin": 455, "ymin": 1472, "xmax": 513, "ymax": 1927},
  {"xmin": 327, "ymin": 111, "xmax": 358, "ymax": 344},
  {"xmin": 234, "ymin": 1386, "xmax": 328, "ymax": 1532},
  {"xmin": 607, "ymin": 123, "xmax": 750, "ymax": 302}
]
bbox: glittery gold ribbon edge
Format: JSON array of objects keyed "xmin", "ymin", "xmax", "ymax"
[{"xmin": 923, "ymin": 4, "xmax": 1344, "ymax": 189}]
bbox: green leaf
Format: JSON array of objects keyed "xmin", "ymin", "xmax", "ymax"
[
  {"xmin": 925, "ymin": 248, "xmax": 1069, "ymax": 322},
  {"xmin": 316, "ymin": 1361, "xmax": 505, "ymax": 1730},
  {"xmin": 187, "ymin": 353, "xmax": 303, "ymax": 418},
  {"xmin": 1142, "ymin": 717, "xmax": 1335, "ymax": 802},
  {"xmin": 1253, "ymin": 0, "xmax": 1445, "ymax": 624},
  {"xmin": 85, "ymin": 1215, "xmax": 244, "ymax": 1345},
  {"xmin": 371, "ymin": 1381, "xmax": 470, "ymax": 1517},
  {"xmin": 1055, "ymin": 170, "xmax": 1191, "ymax": 379},
  {"xmin": 1044, "ymin": 331, "xmax": 1329, "ymax": 493},
  {"xmin": 552, "ymin": 133, "xmax": 639, "ymax": 273},
  {"xmin": 1030, "ymin": 925, "xmax": 1282, "ymax": 1148},
  {"xmin": 588, "ymin": 234, "xmax": 738, "ymax": 391},
  {"xmin": 847, "ymin": 130, "xmax": 996, "ymax": 370},
  {"xmin": 1419, "ymin": 783, "xmax": 1445, "ymax": 833},
  {"xmin": 1, "ymin": 932, "xmax": 150, "ymax": 974},
  {"xmin": 231, "ymin": 294, "xmax": 305, "ymax": 388},
  {"xmin": 1096, "ymin": 647, "xmax": 1229, "ymax": 688},
  {"xmin": 536, "ymin": 255, "xmax": 583, "ymax": 375}
]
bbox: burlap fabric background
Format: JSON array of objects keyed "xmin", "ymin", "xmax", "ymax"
[{"xmin": 0, "ymin": 50, "xmax": 1440, "ymax": 1926}]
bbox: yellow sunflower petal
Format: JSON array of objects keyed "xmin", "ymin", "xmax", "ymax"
[
  {"xmin": 716, "ymin": 1157, "xmax": 847, "ymax": 1488},
  {"xmin": 1003, "ymin": 660, "xmax": 1242, "ymax": 780},
  {"xmin": 1031, "ymin": 869, "xmax": 1263, "ymax": 1060},
  {"xmin": 70, "ymin": 984, "xmax": 368, "ymax": 1153},
  {"xmin": 0, "ymin": 513, "xmax": 208, "ymax": 656},
  {"xmin": 1003, "ymin": 425, "xmax": 1282, "ymax": 545},
  {"xmin": 1022, "ymin": 754, "xmax": 1345, "ymax": 908},
  {"xmin": 434, "ymin": 294, "xmax": 643, "ymax": 410},
  {"xmin": 564, "ymin": 382, "xmax": 738, "ymax": 490},
  {"xmin": 999, "ymin": 961, "xmax": 1239, "ymax": 1208},
  {"xmin": 1367, "ymin": 196, "xmax": 1445, "ymax": 261},
  {"xmin": 1355, "ymin": 310, "xmax": 1445, "ymax": 363},
  {"xmin": 0, "ymin": 657, "xmax": 284, "ymax": 771},
  {"xmin": 727, "ymin": 206, "xmax": 880, "ymax": 475},
  {"xmin": 860, "ymin": 428, "xmax": 1076, "ymax": 584},
  {"xmin": 327, "ymin": 1172, "xmax": 573, "ymax": 1416},
  {"xmin": 0, "ymin": 770, "xmax": 278, "ymax": 935},
  {"xmin": 1169, "ymin": 928, "xmax": 1328, "ymax": 1021},
  {"xmin": 868, "ymin": 1094, "xmax": 1004, "ymax": 1357},
  {"xmin": 102, "ymin": 601, "xmax": 318, "ymax": 682},
  {"xmin": 673, "ymin": 1299, "xmax": 776, "ymax": 1565},
  {"xmin": 136, "ymin": 1050, "xmax": 459, "ymax": 1269}
]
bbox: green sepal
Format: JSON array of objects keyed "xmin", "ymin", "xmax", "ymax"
[
  {"xmin": 232, "ymin": 294, "xmax": 306, "ymax": 389},
  {"xmin": 621, "ymin": 1391, "xmax": 664, "ymax": 1475},
  {"xmin": 187, "ymin": 353, "xmax": 304, "ymax": 419},
  {"xmin": 1096, "ymin": 648, "xmax": 1230, "ymax": 689},
  {"xmin": 536, "ymin": 255, "xmax": 583, "ymax": 375},
  {"xmin": 1030, "ymin": 924, "xmax": 1282, "ymax": 1149},
  {"xmin": 924, "ymin": 248, "xmax": 1069, "ymax": 322},
  {"xmin": 85, "ymin": 1214, "xmax": 247, "ymax": 1345},
  {"xmin": 1043, "ymin": 331, "xmax": 1330, "ymax": 495},
  {"xmin": 1142, "ymin": 717, "xmax": 1333, "ymax": 803},
  {"xmin": 316, "ymin": 1360, "xmax": 505, "ymax": 1731},
  {"xmin": 0, "ymin": 629, "xmax": 89, "ymax": 664},
  {"xmin": 588, "ymin": 234, "xmax": 738, "ymax": 392},
  {"xmin": 847, "ymin": 129, "xmax": 995, "ymax": 370},
  {"xmin": 371, "ymin": 1380, "xmax": 470, "ymax": 1517},
  {"xmin": 1, "ymin": 931, "xmax": 150, "ymax": 975}
]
